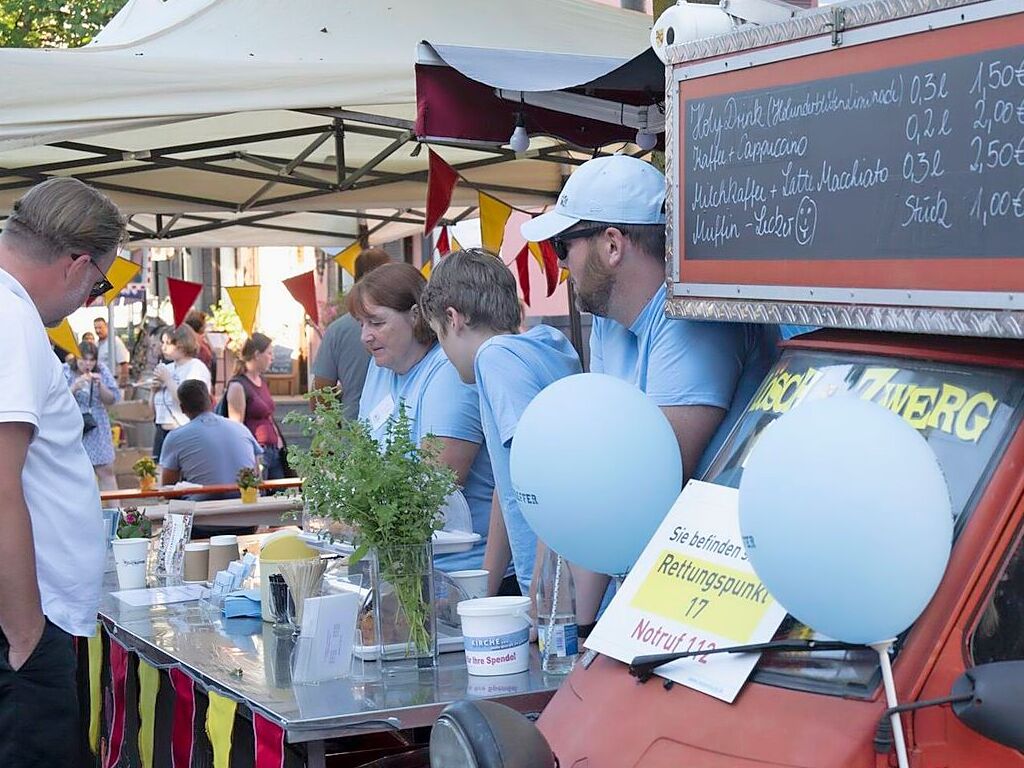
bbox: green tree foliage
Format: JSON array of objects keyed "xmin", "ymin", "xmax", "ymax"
[{"xmin": 0, "ymin": 0, "xmax": 126, "ymax": 48}]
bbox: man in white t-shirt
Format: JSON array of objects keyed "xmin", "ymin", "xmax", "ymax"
[
  {"xmin": 0, "ymin": 177, "xmax": 125, "ymax": 765},
  {"xmin": 94, "ymin": 316, "xmax": 130, "ymax": 386}
]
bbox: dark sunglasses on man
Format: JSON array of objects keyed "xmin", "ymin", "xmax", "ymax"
[
  {"xmin": 549, "ymin": 225, "xmax": 611, "ymax": 262},
  {"xmin": 71, "ymin": 253, "xmax": 114, "ymax": 300}
]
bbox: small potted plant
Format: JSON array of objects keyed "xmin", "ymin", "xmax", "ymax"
[
  {"xmin": 133, "ymin": 456, "xmax": 158, "ymax": 492},
  {"xmin": 111, "ymin": 506, "xmax": 153, "ymax": 590},
  {"xmin": 237, "ymin": 466, "xmax": 261, "ymax": 504}
]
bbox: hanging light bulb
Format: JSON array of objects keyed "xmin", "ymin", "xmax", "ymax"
[
  {"xmin": 635, "ymin": 127, "xmax": 657, "ymax": 151},
  {"xmin": 508, "ymin": 113, "xmax": 529, "ymax": 154}
]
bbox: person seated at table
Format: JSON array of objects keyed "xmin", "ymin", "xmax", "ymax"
[
  {"xmin": 349, "ymin": 262, "xmax": 495, "ymax": 573},
  {"xmin": 158, "ymin": 380, "xmax": 263, "ymax": 501}
]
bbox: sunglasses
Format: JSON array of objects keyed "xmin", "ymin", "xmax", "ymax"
[
  {"xmin": 72, "ymin": 254, "xmax": 114, "ymax": 300},
  {"xmin": 549, "ymin": 225, "xmax": 610, "ymax": 262}
]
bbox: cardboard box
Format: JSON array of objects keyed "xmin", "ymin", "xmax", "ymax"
[{"xmin": 108, "ymin": 400, "xmax": 154, "ymax": 422}]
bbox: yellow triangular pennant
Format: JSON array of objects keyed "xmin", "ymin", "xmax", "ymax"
[
  {"xmin": 451, "ymin": 234, "xmax": 463, "ymax": 252},
  {"xmin": 137, "ymin": 660, "xmax": 159, "ymax": 768},
  {"xmin": 87, "ymin": 628, "xmax": 102, "ymax": 754},
  {"xmin": 226, "ymin": 285, "xmax": 261, "ymax": 336},
  {"xmin": 420, "ymin": 259, "xmax": 433, "ymax": 279},
  {"xmin": 102, "ymin": 256, "xmax": 141, "ymax": 306},
  {"xmin": 46, "ymin": 318, "xmax": 79, "ymax": 357},
  {"xmin": 559, "ymin": 267, "xmax": 570, "ymax": 284},
  {"xmin": 333, "ymin": 242, "xmax": 361, "ymax": 277},
  {"xmin": 528, "ymin": 241, "xmax": 545, "ymax": 271},
  {"xmin": 478, "ymin": 193, "xmax": 513, "ymax": 255},
  {"xmin": 206, "ymin": 690, "xmax": 238, "ymax": 768}
]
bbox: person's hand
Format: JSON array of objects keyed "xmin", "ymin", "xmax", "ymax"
[
  {"xmin": 6, "ymin": 616, "xmax": 45, "ymax": 671},
  {"xmin": 154, "ymin": 365, "xmax": 173, "ymax": 386},
  {"xmin": 73, "ymin": 375, "xmax": 90, "ymax": 392}
]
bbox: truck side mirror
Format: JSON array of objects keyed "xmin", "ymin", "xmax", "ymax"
[{"xmin": 952, "ymin": 661, "xmax": 1024, "ymax": 751}]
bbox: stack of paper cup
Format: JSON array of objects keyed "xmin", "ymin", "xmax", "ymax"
[
  {"xmin": 183, "ymin": 542, "xmax": 210, "ymax": 583},
  {"xmin": 111, "ymin": 538, "xmax": 150, "ymax": 590},
  {"xmin": 207, "ymin": 535, "xmax": 240, "ymax": 581},
  {"xmin": 449, "ymin": 569, "xmax": 489, "ymax": 600}
]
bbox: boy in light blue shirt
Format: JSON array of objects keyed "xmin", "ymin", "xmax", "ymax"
[{"xmin": 420, "ymin": 249, "xmax": 587, "ymax": 606}]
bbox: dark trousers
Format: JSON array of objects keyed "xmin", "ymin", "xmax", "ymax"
[
  {"xmin": 152, "ymin": 423, "xmax": 171, "ymax": 461},
  {"xmin": 261, "ymin": 444, "xmax": 285, "ymax": 481},
  {"xmin": 0, "ymin": 619, "xmax": 84, "ymax": 767}
]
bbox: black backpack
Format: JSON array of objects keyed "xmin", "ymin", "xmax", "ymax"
[{"xmin": 214, "ymin": 376, "xmax": 244, "ymax": 417}]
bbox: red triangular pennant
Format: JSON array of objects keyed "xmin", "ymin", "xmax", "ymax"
[
  {"xmin": 253, "ymin": 712, "xmax": 285, "ymax": 768},
  {"xmin": 103, "ymin": 640, "xmax": 129, "ymax": 768},
  {"xmin": 436, "ymin": 226, "xmax": 451, "ymax": 256},
  {"xmin": 424, "ymin": 150, "xmax": 459, "ymax": 234},
  {"xmin": 539, "ymin": 240, "xmax": 559, "ymax": 297},
  {"xmin": 169, "ymin": 668, "xmax": 196, "ymax": 768},
  {"xmin": 282, "ymin": 270, "xmax": 319, "ymax": 326},
  {"xmin": 166, "ymin": 277, "xmax": 203, "ymax": 328},
  {"xmin": 515, "ymin": 243, "xmax": 531, "ymax": 307}
]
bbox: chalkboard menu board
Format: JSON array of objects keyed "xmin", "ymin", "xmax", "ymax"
[{"xmin": 675, "ymin": 11, "xmax": 1024, "ymax": 297}]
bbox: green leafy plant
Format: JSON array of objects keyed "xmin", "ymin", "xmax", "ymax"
[
  {"xmin": 117, "ymin": 506, "xmax": 152, "ymax": 539},
  {"xmin": 236, "ymin": 466, "xmax": 261, "ymax": 490},
  {"xmin": 132, "ymin": 456, "xmax": 157, "ymax": 479},
  {"xmin": 285, "ymin": 387, "xmax": 457, "ymax": 654}
]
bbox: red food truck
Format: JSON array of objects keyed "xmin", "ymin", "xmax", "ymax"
[{"xmin": 429, "ymin": 0, "xmax": 1024, "ymax": 765}]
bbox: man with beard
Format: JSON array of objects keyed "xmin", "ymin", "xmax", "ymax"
[{"xmin": 522, "ymin": 155, "xmax": 777, "ymax": 483}]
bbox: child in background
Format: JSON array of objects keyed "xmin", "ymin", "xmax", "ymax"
[{"xmin": 420, "ymin": 249, "xmax": 605, "ymax": 625}]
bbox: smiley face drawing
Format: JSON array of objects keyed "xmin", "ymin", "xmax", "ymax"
[{"xmin": 795, "ymin": 195, "xmax": 817, "ymax": 246}]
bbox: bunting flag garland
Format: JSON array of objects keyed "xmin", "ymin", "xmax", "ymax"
[
  {"xmin": 226, "ymin": 285, "xmax": 261, "ymax": 336},
  {"xmin": 46, "ymin": 318, "xmax": 79, "ymax": 357},
  {"xmin": 88, "ymin": 629, "xmax": 103, "ymax": 754},
  {"xmin": 169, "ymin": 668, "xmax": 196, "ymax": 768},
  {"xmin": 205, "ymin": 690, "xmax": 238, "ymax": 768},
  {"xmin": 282, "ymin": 270, "xmax": 319, "ymax": 326},
  {"xmin": 420, "ymin": 259, "xmax": 433, "ymax": 279},
  {"xmin": 101, "ymin": 256, "xmax": 142, "ymax": 306},
  {"xmin": 253, "ymin": 711, "xmax": 286, "ymax": 768},
  {"xmin": 424, "ymin": 150, "xmax": 459, "ymax": 234},
  {"xmin": 137, "ymin": 660, "xmax": 159, "ymax": 768},
  {"xmin": 479, "ymin": 193, "xmax": 513, "ymax": 254},
  {"xmin": 166, "ymin": 277, "xmax": 203, "ymax": 328},
  {"xmin": 514, "ymin": 243, "xmax": 531, "ymax": 307},
  {"xmin": 104, "ymin": 640, "xmax": 130, "ymax": 768},
  {"xmin": 528, "ymin": 240, "xmax": 560, "ymax": 297},
  {"xmin": 333, "ymin": 242, "xmax": 361, "ymax": 277},
  {"xmin": 436, "ymin": 226, "xmax": 451, "ymax": 256}
]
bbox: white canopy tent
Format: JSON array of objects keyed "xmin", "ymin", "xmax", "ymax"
[{"xmin": 0, "ymin": 0, "xmax": 652, "ymax": 246}]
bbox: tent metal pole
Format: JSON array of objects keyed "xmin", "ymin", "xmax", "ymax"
[
  {"xmin": 333, "ymin": 119, "xmax": 345, "ymax": 186},
  {"xmin": 302, "ymin": 109, "xmax": 414, "ymax": 131},
  {"xmin": 337, "ymin": 131, "xmax": 412, "ymax": 191},
  {"xmin": 239, "ymin": 130, "xmax": 334, "ymax": 211}
]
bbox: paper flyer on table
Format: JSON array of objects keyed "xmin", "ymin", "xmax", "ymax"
[{"xmin": 585, "ymin": 480, "xmax": 787, "ymax": 703}]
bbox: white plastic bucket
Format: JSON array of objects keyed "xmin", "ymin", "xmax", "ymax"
[{"xmin": 458, "ymin": 596, "xmax": 532, "ymax": 676}]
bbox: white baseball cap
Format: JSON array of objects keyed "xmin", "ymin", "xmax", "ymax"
[{"xmin": 521, "ymin": 154, "xmax": 666, "ymax": 243}]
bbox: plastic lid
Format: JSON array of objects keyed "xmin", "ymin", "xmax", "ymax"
[
  {"xmin": 457, "ymin": 596, "xmax": 531, "ymax": 618},
  {"xmin": 184, "ymin": 542, "xmax": 210, "ymax": 551}
]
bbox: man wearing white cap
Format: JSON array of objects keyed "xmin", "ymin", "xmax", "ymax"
[{"xmin": 522, "ymin": 155, "xmax": 777, "ymax": 482}]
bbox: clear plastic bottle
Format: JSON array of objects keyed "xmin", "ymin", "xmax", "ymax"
[{"xmin": 536, "ymin": 548, "xmax": 579, "ymax": 674}]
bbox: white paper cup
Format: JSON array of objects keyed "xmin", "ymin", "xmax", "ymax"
[
  {"xmin": 449, "ymin": 569, "xmax": 490, "ymax": 600},
  {"xmin": 111, "ymin": 538, "xmax": 149, "ymax": 590}
]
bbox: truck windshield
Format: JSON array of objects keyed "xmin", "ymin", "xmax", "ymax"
[{"xmin": 702, "ymin": 348, "xmax": 1024, "ymax": 698}]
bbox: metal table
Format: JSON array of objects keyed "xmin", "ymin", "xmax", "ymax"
[{"xmin": 98, "ymin": 576, "xmax": 558, "ymax": 767}]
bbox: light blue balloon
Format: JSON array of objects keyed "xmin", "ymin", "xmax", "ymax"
[
  {"xmin": 738, "ymin": 396, "xmax": 952, "ymax": 644},
  {"xmin": 510, "ymin": 373, "xmax": 682, "ymax": 575}
]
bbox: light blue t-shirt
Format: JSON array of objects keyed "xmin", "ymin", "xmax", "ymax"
[
  {"xmin": 590, "ymin": 283, "xmax": 779, "ymax": 478},
  {"xmin": 158, "ymin": 412, "xmax": 263, "ymax": 500},
  {"xmin": 359, "ymin": 343, "xmax": 494, "ymax": 572},
  {"xmin": 475, "ymin": 326, "xmax": 582, "ymax": 594}
]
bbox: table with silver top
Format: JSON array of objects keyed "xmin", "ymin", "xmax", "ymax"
[{"xmin": 97, "ymin": 574, "xmax": 558, "ymax": 767}]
